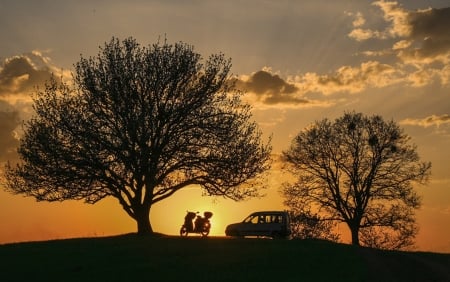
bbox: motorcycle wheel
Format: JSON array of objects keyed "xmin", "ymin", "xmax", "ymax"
[
  {"xmin": 180, "ymin": 226, "xmax": 188, "ymax": 237},
  {"xmin": 201, "ymin": 224, "xmax": 210, "ymax": 237}
]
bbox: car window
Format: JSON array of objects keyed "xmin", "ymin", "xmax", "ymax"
[
  {"xmin": 270, "ymin": 214, "xmax": 283, "ymax": 223},
  {"xmin": 243, "ymin": 215, "xmax": 259, "ymax": 224},
  {"xmin": 243, "ymin": 213, "xmax": 286, "ymax": 224}
]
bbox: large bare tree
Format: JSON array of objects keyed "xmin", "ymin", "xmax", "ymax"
[
  {"xmin": 282, "ymin": 112, "xmax": 431, "ymax": 249},
  {"xmin": 4, "ymin": 37, "xmax": 271, "ymax": 235}
]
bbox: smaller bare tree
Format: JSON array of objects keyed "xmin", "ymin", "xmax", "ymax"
[{"xmin": 282, "ymin": 112, "xmax": 431, "ymax": 250}]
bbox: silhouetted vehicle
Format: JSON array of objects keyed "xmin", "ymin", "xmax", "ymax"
[
  {"xmin": 225, "ymin": 211, "xmax": 291, "ymax": 239},
  {"xmin": 180, "ymin": 211, "xmax": 213, "ymax": 237}
]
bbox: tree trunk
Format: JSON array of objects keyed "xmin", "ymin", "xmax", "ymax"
[
  {"xmin": 349, "ymin": 224, "xmax": 360, "ymax": 246},
  {"xmin": 135, "ymin": 205, "xmax": 153, "ymax": 235}
]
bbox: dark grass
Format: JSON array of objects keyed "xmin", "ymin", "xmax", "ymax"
[{"xmin": 0, "ymin": 234, "xmax": 448, "ymax": 282}]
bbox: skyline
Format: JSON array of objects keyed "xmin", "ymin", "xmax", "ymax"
[{"xmin": 1, "ymin": 0, "xmax": 449, "ymax": 252}]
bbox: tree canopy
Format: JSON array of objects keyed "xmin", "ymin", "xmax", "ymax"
[
  {"xmin": 282, "ymin": 112, "xmax": 431, "ymax": 249},
  {"xmin": 4, "ymin": 37, "xmax": 271, "ymax": 234}
]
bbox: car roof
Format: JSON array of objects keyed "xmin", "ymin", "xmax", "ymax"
[{"xmin": 249, "ymin": 211, "xmax": 287, "ymax": 215}]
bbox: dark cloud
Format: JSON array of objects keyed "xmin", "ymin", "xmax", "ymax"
[
  {"xmin": 235, "ymin": 70, "xmax": 309, "ymax": 106},
  {"xmin": 242, "ymin": 70, "xmax": 298, "ymax": 95},
  {"xmin": 407, "ymin": 7, "xmax": 450, "ymax": 59},
  {"xmin": 409, "ymin": 7, "xmax": 450, "ymax": 40},
  {"xmin": 0, "ymin": 52, "xmax": 58, "ymax": 163},
  {"xmin": 0, "ymin": 53, "xmax": 54, "ymax": 97},
  {"xmin": 350, "ymin": 3, "xmax": 450, "ymax": 64},
  {"xmin": 0, "ymin": 107, "xmax": 20, "ymax": 162}
]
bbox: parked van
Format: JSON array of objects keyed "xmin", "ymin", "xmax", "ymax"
[{"xmin": 225, "ymin": 211, "xmax": 291, "ymax": 239}]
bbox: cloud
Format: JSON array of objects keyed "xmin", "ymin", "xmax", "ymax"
[
  {"xmin": 237, "ymin": 69, "xmax": 298, "ymax": 95},
  {"xmin": 237, "ymin": 60, "xmax": 406, "ymax": 107},
  {"xmin": 239, "ymin": 2, "xmax": 450, "ymax": 104},
  {"xmin": 0, "ymin": 106, "xmax": 20, "ymax": 162},
  {"xmin": 293, "ymin": 60, "xmax": 402, "ymax": 95},
  {"xmin": 346, "ymin": 1, "xmax": 450, "ymax": 91},
  {"xmin": 400, "ymin": 6, "xmax": 450, "ymax": 64},
  {"xmin": 348, "ymin": 1, "xmax": 450, "ymax": 65},
  {"xmin": 352, "ymin": 12, "xmax": 366, "ymax": 27},
  {"xmin": 0, "ymin": 51, "xmax": 65, "ymax": 164},
  {"xmin": 373, "ymin": 0, "xmax": 411, "ymax": 38},
  {"xmin": 234, "ymin": 69, "xmax": 313, "ymax": 108},
  {"xmin": 405, "ymin": 66, "xmax": 449, "ymax": 87},
  {"xmin": 348, "ymin": 28, "xmax": 386, "ymax": 41},
  {"xmin": 400, "ymin": 114, "xmax": 450, "ymax": 128},
  {"xmin": 0, "ymin": 51, "xmax": 58, "ymax": 99},
  {"xmin": 347, "ymin": 1, "xmax": 412, "ymax": 41},
  {"xmin": 392, "ymin": 40, "xmax": 412, "ymax": 50}
]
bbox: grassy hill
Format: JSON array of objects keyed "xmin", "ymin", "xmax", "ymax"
[{"xmin": 0, "ymin": 234, "xmax": 449, "ymax": 282}]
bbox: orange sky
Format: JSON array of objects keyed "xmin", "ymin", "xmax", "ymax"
[{"xmin": 1, "ymin": 0, "xmax": 449, "ymax": 253}]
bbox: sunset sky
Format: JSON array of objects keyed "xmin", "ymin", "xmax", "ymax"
[{"xmin": 1, "ymin": 0, "xmax": 449, "ymax": 253}]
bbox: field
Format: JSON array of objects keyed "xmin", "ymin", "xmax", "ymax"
[{"xmin": 0, "ymin": 234, "xmax": 449, "ymax": 281}]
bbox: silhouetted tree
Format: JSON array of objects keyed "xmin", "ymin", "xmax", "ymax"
[
  {"xmin": 4, "ymin": 37, "xmax": 271, "ymax": 235},
  {"xmin": 282, "ymin": 112, "xmax": 430, "ymax": 249}
]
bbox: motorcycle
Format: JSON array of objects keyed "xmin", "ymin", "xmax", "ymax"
[{"xmin": 180, "ymin": 211, "xmax": 213, "ymax": 237}]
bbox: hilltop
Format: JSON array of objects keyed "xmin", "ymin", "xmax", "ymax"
[{"xmin": 0, "ymin": 234, "xmax": 449, "ymax": 281}]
